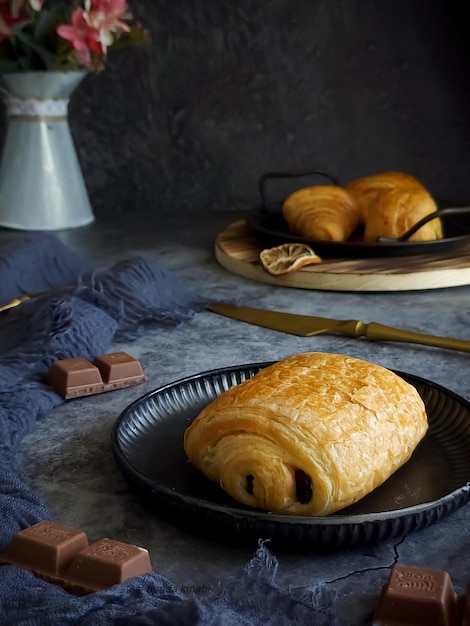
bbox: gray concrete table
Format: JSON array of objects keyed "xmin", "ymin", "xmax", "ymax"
[{"xmin": 5, "ymin": 209, "xmax": 470, "ymax": 624}]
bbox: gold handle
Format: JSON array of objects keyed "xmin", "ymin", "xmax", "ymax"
[
  {"xmin": 0, "ymin": 295, "xmax": 31, "ymax": 313},
  {"xmin": 348, "ymin": 321, "xmax": 470, "ymax": 353}
]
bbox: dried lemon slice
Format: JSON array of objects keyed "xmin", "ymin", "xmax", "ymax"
[{"xmin": 259, "ymin": 243, "xmax": 322, "ymax": 276}]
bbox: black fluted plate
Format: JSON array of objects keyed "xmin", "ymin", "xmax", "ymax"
[
  {"xmin": 112, "ymin": 362, "xmax": 470, "ymax": 550},
  {"xmin": 246, "ymin": 205, "xmax": 470, "ymax": 258}
]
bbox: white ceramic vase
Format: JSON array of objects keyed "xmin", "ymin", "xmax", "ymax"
[{"xmin": 0, "ymin": 70, "xmax": 94, "ymax": 230}]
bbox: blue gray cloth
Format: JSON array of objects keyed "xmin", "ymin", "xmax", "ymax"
[
  {"xmin": 0, "ymin": 234, "xmax": 343, "ymax": 625},
  {"xmin": 0, "ymin": 233, "xmax": 92, "ymax": 308}
]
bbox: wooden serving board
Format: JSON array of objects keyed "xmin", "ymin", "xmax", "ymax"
[{"xmin": 215, "ymin": 220, "xmax": 470, "ymax": 292}]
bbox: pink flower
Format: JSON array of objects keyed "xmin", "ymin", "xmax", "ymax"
[
  {"xmin": 87, "ymin": 0, "xmax": 128, "ymax": 14},
  {"xmin": 0, "ymin": 0, "xmax": 147, "ymax": 72},
  {"xmin": 57, "ymin": 7, "xmax": 103, "ymax": 65},
  {"xmin": 83, "ymin": 0, "xmax": 131, "ymax": 52},
  {"xmin": 0, "ymin": 0, "xmax": 35, "ymax": 37},
  {"xmin": 0, "ymin": 0, "xmax": 43, "ymax": 37}
]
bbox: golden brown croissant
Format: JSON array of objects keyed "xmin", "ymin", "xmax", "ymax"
[
  {"xmin": 183, "ymin": 352, "xmax": 428, "ymax": 516},
  {"xmin": 346, "ymin": 172, "xmax": 442, "ymax": 242},
  {"xmin": 282, "ymin": 185, "xmax": 361, "ymax": 242},
  {"xmin": 346, "ymin": 171, "xmax": 424, "ymax": 216}
]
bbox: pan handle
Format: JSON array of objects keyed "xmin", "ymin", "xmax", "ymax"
[{"xmin": 378, "ymin": 206, "xmax": 470, "ymax": 242}]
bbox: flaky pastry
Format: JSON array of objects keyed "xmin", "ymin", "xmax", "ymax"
[
  {"xmin": 282, "ymin": 185, "xmax": 361, "ymax": 242},
  {"xmin": 183, "ymin": 352, "xmax": 428, "ymax": 516},
  {"xmin": 346, "ymin": 171, "xmax": 442, "ymax": 242}
]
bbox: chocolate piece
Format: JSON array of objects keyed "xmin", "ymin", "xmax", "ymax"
[
  {"xmin": 45, "ymin": 352, "xmax": 147, "ymax": 399},
  {"xmin": 295, "ymin": 470, "xmax": 313, "ymax": 504},
  {"xmin": 46, "ymin": 358, "xmax": 103, "ymax": 398},
  {"xmin": 373, "ymin": 564, "xmax": 459, "ymax": 626},
  {"xmin": 66, "ymin": 538, "xmax": 152, "ymax": 589},
  {"xmin": 2, "ymin": 520, "xmax": 88, "ymax": 576},
  {"xmin": 93, "ymin": 352, "xmax": 145, "ymax": 384},
  {"xmin": 0, "ymin": 520, "xmax": 152, "ymax": 594}
]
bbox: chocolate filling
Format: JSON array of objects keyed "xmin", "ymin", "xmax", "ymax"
[
  {"xmin": 246, "ymin": 474, "xmax": 254, "ymax": 495},
  {"xmin": 295, "ymin": 470, "xmax": 313, "ymax": 504}
]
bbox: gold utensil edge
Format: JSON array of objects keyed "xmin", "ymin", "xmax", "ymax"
[
  {"xmin": 209, "ymin": 302, "xmax": 470, "ymax": 353},
  {"xmin": 0, "ymin": 294, "xmax": 31, "ymax": 313}
]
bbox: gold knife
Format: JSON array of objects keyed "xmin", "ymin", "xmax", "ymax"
[
  {"xmin": 0, "ymin": 294, "xmax": 31, "ymax": 313},
  {"xmin": 209, "ymin": 302, "xmax": 470, "ymax": 353},
  {"xmin": 0, "ymin": 290, "xmax": 61, "ymax": 313}
]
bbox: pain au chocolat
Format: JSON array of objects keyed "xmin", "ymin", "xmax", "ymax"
[{"xmin": 183, "ymin": 352, "xmax": 428, "ymax": 516}]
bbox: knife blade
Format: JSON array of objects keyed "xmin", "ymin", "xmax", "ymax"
[{"xmin": 209, "ymin": 302, "xmax": 470, "ymax": 353}]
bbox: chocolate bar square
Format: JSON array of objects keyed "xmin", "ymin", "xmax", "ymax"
[
  {"xmin": 373, "ymin": 564, "xmax": 458, "ymax": 626},
  {"xmin": 93, "ymin": 352, "xmax": 145, "ymax": 383},
  {"xmin": 46, "ymin": 357, "xmax": 103, "ymax": 398},
  {"xmin": 66, "ymin": 538, "xmax": 152, "ymax": 589},
  {"xmin": 2, "ymin": 520, "xmax": 88, "ymax": 576}
]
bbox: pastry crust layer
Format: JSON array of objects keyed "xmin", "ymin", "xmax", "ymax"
[
  {"xmin": 183, "ymin": 352, "xmax": 428, "ymax": 516},
  {"xmin": 282, "ymin": 185, "xmax": 360, "ymax": 242}
]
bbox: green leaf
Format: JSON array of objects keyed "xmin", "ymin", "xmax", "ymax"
[
  {"xmin": 15, "ymin": 28, "xmax": 56, "ymax": 70},
  {"xmin": 34, "ymin": 5, "xmax": 71, "ymax": 42}
]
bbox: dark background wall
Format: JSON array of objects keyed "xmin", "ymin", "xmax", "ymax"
[{"xmin": 66, "ymin": 0, "xmax": 470, "ymax": 215}]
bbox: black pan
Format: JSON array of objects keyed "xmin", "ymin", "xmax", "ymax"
[{"xmin": 247, "ymin": 170, "xmax": 470, "ymax": 259}]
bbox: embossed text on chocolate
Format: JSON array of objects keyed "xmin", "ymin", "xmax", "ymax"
[{"xmin": 396, "ymin": 569, "xmax": 439, "ymax": 591}]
